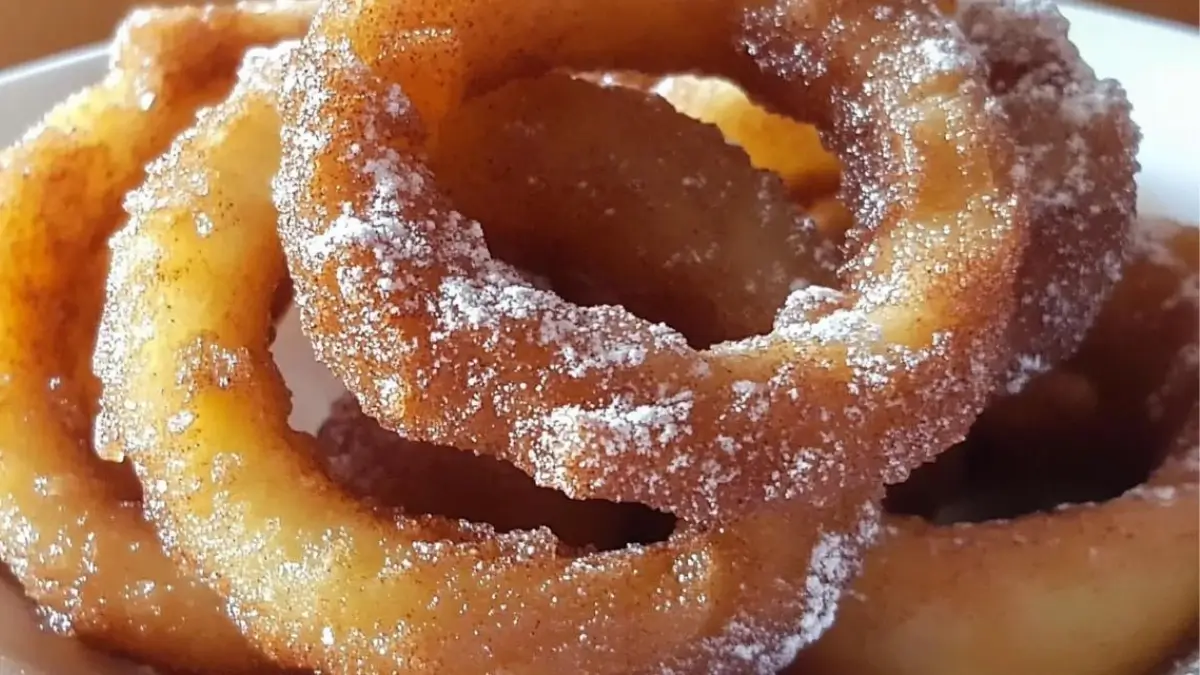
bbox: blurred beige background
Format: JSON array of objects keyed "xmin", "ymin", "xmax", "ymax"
[{"xmin": 1, "ymin": 0, "xmax": 1197, "ymax": 68}]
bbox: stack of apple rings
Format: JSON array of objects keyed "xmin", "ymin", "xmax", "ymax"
[{"xmin": 0, "ymin": 0, "xmax": 1191, "ymax": 674}]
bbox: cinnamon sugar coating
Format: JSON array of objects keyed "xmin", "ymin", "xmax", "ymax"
[
  {"xmin": 93, "ymin": 44, "xmax": 881, "ymax": 674},
  {"xmin": 792, "ymin": 215, "xmax": 1198, "ymax": 675},
  {"xmin": 960, "ymin": 0, "xmax": 1140, "ymax": 392},
  {"xmin": 14, "ymin": 0, "xmax": 1156, "ymax": 672},
  {"xmin": 274, "ymin": 0, "xmax": 1027, "ymax": 525},
  {"xmin": 314, "ymin": 394, "xmax": 672, "ymax": 550},
  {"xmin": 0, "ymin": 3, "xmax": 312, "ymax": 671},
  {"xmin": 650, "ymin": 0, "xmax": 1141, "ymax": 397}
]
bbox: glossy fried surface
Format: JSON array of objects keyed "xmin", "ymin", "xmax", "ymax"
[
  {"xmin": 275, "ymin": 0, "xmax": 1026, "ymax": 526},
  {"xmin": 0, "ymin": 0, "xmax": 1176, "ymax": 674},
  {"xmin": 286, "ymin": 217, "xmax": 1200, "ymax": 675},
  {"xmin": 0, "ymin": 4, "xmax": 311, "ymax": 671},
  {"xmin": 93, "ymin": 44, "xmax": 880, "ymax": 674},
  {"xmin": 791, "ymin": 218, "xmax": 1199, "ymax": 675},
  {"xmin": 961, "ymin": 1, "xmax": 1139, "ymax": 390},
  {"xmin": 299, "ymin": 220, "xmax": 1200, "ymax": 675}
]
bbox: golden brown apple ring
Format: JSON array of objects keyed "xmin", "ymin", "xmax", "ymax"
[
  {"xmin": 659, "ymin": 0, "xmax": 1139, "ymax": 396},
  {"xmin": 273, "ymin": 0, "xmax": 1026, "ymax": 524},
  {"xmin": 93, "ymin": 43, "xmax": 881, "ymax": 674},
  {"xmin": 306, "ymin": 220, "xmax": 1198, "ymax": 675},
  {"xmin": 790, "ymin": 218, "xmax": 1199, "ymax": 675},
  {"xmin": 959, "ymin": 1, "xmax": 1139, "ymax": 391},
  {"xmin": 0, "ymin": 4, "xmax": 311, "ymax": 671},
  {"xmin": 309, "ymin": 217, "xmax": 1198, "ymax": 675}
]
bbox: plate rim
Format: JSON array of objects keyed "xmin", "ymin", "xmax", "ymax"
[
  {"xmin": 1067, "ymin": 0, "xmax": 1200, "ymax": 33},
  {"xmin": 0, "ymin": 43, "xmax": 105, "ymax": 89}
]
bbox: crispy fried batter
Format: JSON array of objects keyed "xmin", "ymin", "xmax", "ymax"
[
  {"xmin": 276, "ymin": 0, "xmax": 1026, "ymax": 527},
  {"xmin": 300, "ymin": 220, "xmax": 1199, "ymax": 675},
  {"xmin": 314, "ymin": 394, "xmax": 674, "ymax": 550},
  {"xmin": 0, "ymin": 4, "xmax": 311, "ymax": 671},
  {"xmin": 792, "ymin": 218, "xmax": 1199, "ymax": 675},
  {"xmin": 93, "ymin": 42, "xmax": 880, "ymax": 674},
  {"xmin": 961, "ymin": 2, "xmax": 1139, "ymax": 390},
  {"xmin": 2, "ymin": 0, "xmax": 1168, "ymax": 673}
]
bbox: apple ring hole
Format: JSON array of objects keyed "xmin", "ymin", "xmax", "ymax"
[
  {"xmin": 313, "ymin": 394, "xmax": 677, "ymax": 551},
  {"xmin": 428, "ymin": 73, "xmax": 845, "ymax": 349},
  {"xmin": 885, "ymin": 370, "xmax": 1182, "ymax": 524}
]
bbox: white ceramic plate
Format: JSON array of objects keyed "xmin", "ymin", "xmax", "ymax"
[{"xmin": 0, "ymin": 3, "xmax": 1196, "ymax": 674}]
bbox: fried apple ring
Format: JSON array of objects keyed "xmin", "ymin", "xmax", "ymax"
[
  {"xmin": 660, "ymin": 0, "xmax": 1139, "ymax": 395},
  {"xmin": 960, "ymin": 1, "xmax": 1139, "ymax": 391},
  {"xmin": 273, "ymin": 0, "xmax": 1026, "ymax": 524},
  {"xmin": 306, "ymin": 232, "xmax": 1196, "ymax": 674},
  {"xmin": 653, "ymin": 75, "xmax": 842, "ymax": 202},
  {"xmin": 790, "ymin": 217, "xmax": 1199, "ymax": 675},
  {"xmin": 93, "ymin": 43, "xmax": 881, "ymax": 674},
  {"xmin": 296, "ymin": 220, "xmax": 1200, "ymax": 675},
  {"xmin": 0, "ymin": 3, "xmax": 311, "ymax": 671}
]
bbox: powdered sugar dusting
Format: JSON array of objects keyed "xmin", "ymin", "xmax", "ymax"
[
  {"xmin": 0, "ymin": 8, "xmax": 315, "ymax": 673},
  {"xmin": 660, "ymin": 502, "xmax": 881, "ymax": 674},
  {"xmin": 518, "ymin": 392, "xmax": 695, "ymax": 495},
  {"xmin": 271, "ymin": 0, "xmax": 1028, "ymax": 525},
  {"xmin": 961, "ymin": 0, "xmax": 1140, "ymax": 391},
  {"xmin": 95, "ymin": 41, "xmax": 297, "ymax": 461},
  {"xmin": 794, "ymin": 502, "xmax": 881, "ymax": 645}
]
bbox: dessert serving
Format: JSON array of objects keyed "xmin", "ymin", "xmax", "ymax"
[
  {"xmin": 0, "ymin": 4, "xmax": 312, "ymax": 672},
  {"xmin": 0, "ymin": 0, "xmax": 1194, "ymax": 673}
]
